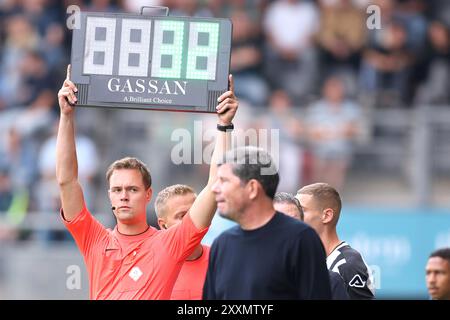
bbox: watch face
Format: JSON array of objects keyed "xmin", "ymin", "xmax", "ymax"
[{"xmin": 71, "ymin": 12, "xmax": 232, "ymax": 113}]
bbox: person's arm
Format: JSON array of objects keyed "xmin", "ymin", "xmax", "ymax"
[
  {"xmin": 329, "ymin": 271, "xmax": 350, "ymax": 300},
  {"xmin": 339, "ymin": 255, "xmax": 375, "ymax": 300},
  {"xmin": 188, "ymin": 75, "xmax": 238, "ymax": 230},
  {"xmin": 56, "ymin": 65, "xmax": 85, "ymax": 221}
]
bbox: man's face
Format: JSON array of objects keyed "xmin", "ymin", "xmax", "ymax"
[
  {"xmin": 296, "ymin": 194, "xmax": 322, "ymax": 232},
  {"xmin": 426, "ymin": 257, "xmax": 450, "ymax": 300},
  {"xmin": 159, "ymin": 193, "xmax": 196, "ymax": 229},
  {"xmin": 108, "ymin": 169, "xmax": 151, "ymax": 224},
  {"xmin": 274, "ymin": 202, "xmax": 301, "ymax": 220},
  {"xmin": 212, "ymin": 164, "xmax": 247, "ymax": 221}
]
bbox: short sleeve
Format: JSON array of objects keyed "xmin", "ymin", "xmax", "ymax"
[{"xmin": 61, "ymin": 205, "xmax": 109, "ymax": 259}]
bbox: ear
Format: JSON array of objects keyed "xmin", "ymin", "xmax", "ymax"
[
  {"xmin": 146, "ymin": 187, "xmax": 153, "ymax": 203},
  {"xmin": 157, "ymin": 218, "xmax": 166, "ymax": 230},
  {"xmin": 322, "ymin": 208, "xmax": 334, "ymax": 224},
  {"xmin": 247, "ymin": 180, "xmax": 259, "ymax": 200}
]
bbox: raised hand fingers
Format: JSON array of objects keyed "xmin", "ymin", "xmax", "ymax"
[
  {"xmin": 64, "ymin": 65, "xmax": 78, "ymax": 91},
  {"xmin": 217, "ymin": 90, "xmax": 235, "ymax": 104},
  {"xmin": 58, "ymin": 86, "xmax": 77, "ymax": 105},
  {"xmin": 216, "ymin": 97, "xmax": 231, "ymax": 113},
  {"xmin": 216, "ymin": 97, "xmax": 237, "ymax": 114},
  {"xmin": 228, "ymin": 74, "xmax": 234, "ymax": 92},
  {"xmin": 66, "ymin": 64, "xmax": 71, "ymax": 80},
  {"xmin": 64, "ymin": 78, "xmax": 78, "ymax": 92}
]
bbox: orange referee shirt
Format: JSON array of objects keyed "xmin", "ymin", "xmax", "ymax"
[
  {"xmin": 171, "ymin": 245, "xmax": 210, "ymax": 300},
  {"xmin": 62, "ymin": 205, "xmax": 208, "ymax": 300}
]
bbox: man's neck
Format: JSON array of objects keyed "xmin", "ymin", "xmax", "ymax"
[
  {"xmin": 117, "ymin": 221, "xmax": 149, "ymax": 236},
  {"xmin": 238, "ymin": 199, "xmax": 276, "ymax": 231},
  {"xmin": 187, "ymin": 244, "xmax": 203, "ymax": 261},
  {"xmin": 320, "ymin": 230, "xmax": 342, "ymax": 257}
]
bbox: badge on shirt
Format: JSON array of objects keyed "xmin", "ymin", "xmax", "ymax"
[{"xmin": 129, "ymin": 266, "xmax": 143, "ymax": 282}]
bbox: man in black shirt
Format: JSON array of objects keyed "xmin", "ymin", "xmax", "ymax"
[
  {"xmin": 273, "ymin": 192, "xmax": 349, "ymax": 300},
  {"xmin": 296, "ymin": 183, "xmax": 375, "ymax": 299},
  {"xmin": 203, "ymin": 147, "xmax": 331, "ymax": 300}
]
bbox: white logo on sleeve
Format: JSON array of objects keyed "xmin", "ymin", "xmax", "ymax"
[
  {"xmin": 349, "ymin": 274, "xmax": 366, "ymax": 288},
  {"xmin": 129, "ymin": 266, "xmax": 143, "ymax": 282}
]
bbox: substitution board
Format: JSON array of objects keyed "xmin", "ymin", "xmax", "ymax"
[{"xmin": 70, "ymin": 10, "xmax": 232, "ymax": 113}]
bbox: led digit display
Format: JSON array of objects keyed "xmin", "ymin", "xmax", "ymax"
[
  {"xmin": 186, "ymin": 22, "xmax": 219, "ymax": 80},
  {"xmin": 70, "ymin": 11, "xmax": 232, "ymax": 113},
  {"xmin": 83, "ymin": 17, "xmax": 116, "ymax": 75},
  {"xmin": 118, "ymin": 19, "xmax": 151, "ymax": 77}
]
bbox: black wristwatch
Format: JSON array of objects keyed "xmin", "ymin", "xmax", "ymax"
[{"xmin": 217, "ymin": 123, "xmax": 234, "ymax": 132}]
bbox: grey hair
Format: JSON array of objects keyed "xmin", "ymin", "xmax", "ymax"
[
  {"xmin": 221, "ymin": 146, "xmax": 279, "ymax": 199},
  {"xmin": 274, "ymin": 192, "xmax": 304, "ymax": 220}
]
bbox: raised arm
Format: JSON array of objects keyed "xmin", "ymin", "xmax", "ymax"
[
  {"xmin": 56, "ymin": 65, "xmax": 85, "ymax": 221},
  {"xmin": 188, "ymin": 75, "xmax": 238, "ymax": 229}
]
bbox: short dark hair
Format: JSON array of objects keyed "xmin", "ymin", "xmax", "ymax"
[
  {"xmin": 222, "ymin": 146, "xmax": 279, "ymax": 199},
  {"xmin": 106, "ymin": 157, "xmax": 152, "ymax": 190},
  {"xmin": 274, "ymin": 192, "xmax": 303, "ymax": 220},
  {"xmin": 429, "ymin": 248, "xmax": 450, "ymax": 262}
]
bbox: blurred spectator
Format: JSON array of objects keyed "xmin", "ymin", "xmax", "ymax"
[
  {"xmin": 304, "ymin": 76, "xmax": 362, "ymax": 191},
  {"xmin": 263, "ymin": 0, "xmax": 320, "ymax": 103},
  {"xmin": 0, "ymin": 164, "xmax": 18, "ymax": 241},
  {"xmin": 0, "ymin": 166, "xmax": 13, "ymax": 213},
  {"xmin": 267, "ymin": 90, "xmax": 304, "ymax": 193},
  {"xmin": 7, "ymin": 91, "xmax": 55, "ymax": 190},
  {"xmin": 21, "ymin": 0, "xmax": 61, "ymax": 37},
  {"xmin": 0, "ymin": 51, "xmax": 56, "ymax": 238},
  {"xmin": 87, "ymin": 0, "xmax": 119, "ymax": 12},
  {"xmin": 170, "ymin": 0, "xmax": 214, "ymax": 17},
  {"xmin": 0, "ymin": 51, "xmax": 58, "ymax": 195},
  {"xmin": 17, "ymin": 50, "xmax": 57, "ymax": 107},
  {"xmin": 34, "ymin": 119, "xmax": 99, "ymax": 243},
  {"xmin": 41, "ymin": 22, "xmax": 67, "ymax": 71},
  {"xmin": 0, "ymin": 15, "xmax": 39, "ymax": 108},
  {"xmin": 37, "ymin": 121, "xmax": 100, "ymax": 212},
  {"xmin": 316, "ymin": 0, "xmax": 366, "ymax": 81},
  {"xmin": 218, "ymin": 0, "xmax": 265, "ymax": 21},
  {"xmin": 230, "ymin": 9, "xmax": 268, "ymax": 106},
  {"xmin": 396, "ymin": 0, "xmax": 428, "ymax": 53},
  {"xmin": 0, "ymin": 137, "xmax": 29, "ymax": 240},
  {"xmin": 414, "ymin": 21, "xmax": 450, "ymax": 105},
  {"xmin": 427, "ymin": 0, "xmax": 450, "ymax": 27},
  {"xmin": 359, "ymin": 0, "xmax": 415, "ymax": 107}
]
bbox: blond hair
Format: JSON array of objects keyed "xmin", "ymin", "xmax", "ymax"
[
  {"xmin": 155, "ymin": 184, "xmax": 196, "ymax": 217},
  {"xmin": 296, "ymin": 183, "xmax": 342, "ymax": 225}
]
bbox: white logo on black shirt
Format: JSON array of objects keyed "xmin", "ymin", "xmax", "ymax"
[{"xmin": 349, "ymin": 274, "xmax": 366, "ymax": 288}]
